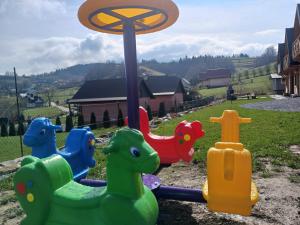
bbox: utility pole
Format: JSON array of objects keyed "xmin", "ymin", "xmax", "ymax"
[{"xmin": 14, "ymin": 67, "xmax": 24, "ymax": 157}]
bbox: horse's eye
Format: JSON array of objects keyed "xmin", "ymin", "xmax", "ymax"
[
  {"xmin": 130, "ymin": 147, "xmax": 140, "ymax": 157},
  {"xmin": 40, "ymin": 129, "xmax": 46, "ymax": 135}
]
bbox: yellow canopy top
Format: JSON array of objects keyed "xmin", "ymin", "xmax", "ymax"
[{"xmin": 78, "ymin": 0, "xmax": 179, "ymax": 35}]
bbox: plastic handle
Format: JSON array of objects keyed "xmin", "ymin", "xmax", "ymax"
[
  {"xmin": 210, "ymin": 117, "xmax": 221, "ymax": 123},
  {"xmin": 239, "ymin": 118, "xmax": 252, "ymax": 124}
]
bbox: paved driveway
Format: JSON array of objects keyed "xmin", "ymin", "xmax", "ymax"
[{"xmin": 241, "ymin": 97, "xmax": 300, "ymax": 112}]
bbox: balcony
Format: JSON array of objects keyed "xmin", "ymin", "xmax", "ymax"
[
  {"xmin": 283, "ymin": 55, "xmax": 289, "ymax": 72},
  {"xmin": 293, "ymin": 34, "xmax": 300, "ymax": 62}
]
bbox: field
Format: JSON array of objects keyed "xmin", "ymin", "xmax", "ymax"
[
  {"xmin": 199, "ymin": 75, "xmax": 272, "ymax": 99},
  {"xmin": 23, "ymin": 106, "xmax": 64, "ymax": 119}
]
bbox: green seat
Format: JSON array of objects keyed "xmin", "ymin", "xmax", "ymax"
[{"xmin": 53, "ymin": 181, "xmax": 105, "ymax": 208}]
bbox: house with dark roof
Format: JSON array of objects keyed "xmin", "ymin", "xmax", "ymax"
[
  {"xmin": 144, "ymin": 76, "xmax": 185, "ymax": 113},
  {"xmin": 199, "ymin": 68, "xmax": 231, "ymax": 88},
  {"xmin": 68, "ymin": 78, "xmax": 153, "ymax": 124},
  {"xmin": 68, "ymin": 76, "xmax": 186, "ymax": 123},
  {"xmin": 278, "ymin": 4, "xmax": 300, "ymax": 96}
]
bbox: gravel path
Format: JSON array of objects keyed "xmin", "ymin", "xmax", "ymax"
[{"xmin": 241, "ymin": 98, "xmax": 300, "ymax": 112}]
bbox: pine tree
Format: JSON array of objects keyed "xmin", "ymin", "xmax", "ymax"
[
  {"xmin": 78, "ymin": 114, "xmax": 84, "ymax": 128},
  {"xmin": 1, "ymin": 123, "xmax": 8, "ymax": 137},
  {"xmin": 17, "ymin": 122, "xmax": 25, "ymax": 135},
  {"xmin": 65, "ymin": 115, "xmax": 73, "ymax": 132},
  {"xmin": 146, "ymin": 105, "xmax": 153, "ymax": 121},
  {"xmin": 90, "ymin": 112, "xmax": 97, "ymax": 130},
  {"xmin": 9, "ymin": 121, "xmax": 16, "ymax": 136},
  {"xmin": 158, "ymin": 102, "xmax": 166, "ymax": 118},
  {"xmin": 103, "ymin": 110, "xmax": 111, "ymax": 128},
  {"xmin": 19, "ymin": 114, "xmax": 25, "ymax": 122},
  {"xmin": 117, "ymin": 109, "xmax": 124, "ymax": 127}
]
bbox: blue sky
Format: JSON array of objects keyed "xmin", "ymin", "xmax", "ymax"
[{"xmin": 0, "ymin": 0, "xmax": 299, "ymax": 75}]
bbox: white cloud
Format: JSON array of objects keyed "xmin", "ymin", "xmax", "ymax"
[
  {"xmin": 255, "ymin": 29, "xmax": 282, "ymax": 36},
  {"xmin": 0, "ymin": 0, "xmax": 66, "ymax": 18}
]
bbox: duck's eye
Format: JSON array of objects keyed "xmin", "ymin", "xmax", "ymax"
[
  {"xmin": 40, "ymin": 129, "xmax": 46, "ymax": 135},
  {"xmin": 130, "ymin": 147, "xmax": 140, "ymax": 158}
]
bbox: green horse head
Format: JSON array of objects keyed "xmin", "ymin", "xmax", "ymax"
[{"xmin": 103, "ymin": 128, "xmax": 160, "ymax": 174}]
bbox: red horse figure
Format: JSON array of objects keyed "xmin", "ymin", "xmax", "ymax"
[{"xmin": 132, "ymin": 107, "xmax": 205, "ymax": 165}]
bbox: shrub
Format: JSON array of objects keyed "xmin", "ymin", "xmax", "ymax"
[
  {"xmin": 103, "ymin": 110, "xmax": 111, "ymax": 128},
  {"xmin": 1, "ymin": 123, "xmax": 8, "ymax": 137},
  {"xmin": 9, "ymin": 121, "xmax": 16, "ymax": 136},
  {"xmin": 146, "ymin": 105, "xmax": 153, "ymax": 121},
  {"xmin": 55, "ymin": 116, "xmax": 62, "ymax": 126},
  {"xmin": 90, "ymin": 112, "xmax": 97, "ymax": 130},
  {"xmin": 158, "ymin": 102, "xmax": 166, "ymax": 118},
  {"xmin": 117, "ymin": 109, "xmax": 124, "ymax": 127},
  {"xmin": 78, "ymin": 114, "xmax": 85, "ymax": 128},
  {"xmin": 65, "ymin": 115, "xmax": 73, "ymax": 132},
  {"xmin": 17, "ymin": 122, "xmax": 25, "ymax": 136}
]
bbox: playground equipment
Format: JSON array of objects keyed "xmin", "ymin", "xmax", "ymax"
[
  {"xmin": 202, "ymin": 110, "xmax": 259, "ymax": 216},
  {"xmin": 23, "ymin": 118, "xmax": 96, "ymax": 180},
  {"xmin": 78, "ymin": 0, "xmax": 179, "ymax": 130},
  {"xmin": 126, "ymin": 107, "xmax": 205, "ymax": 164},
  {"xmin": 14, "ymin": 128, "xmax": 160, "ymax": 225}
]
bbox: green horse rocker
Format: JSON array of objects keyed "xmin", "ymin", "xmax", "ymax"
[{"xmin": 14, "ymin": 128, "xmax": 160, "ymax": 225}]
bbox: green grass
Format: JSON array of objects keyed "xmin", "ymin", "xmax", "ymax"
[
  {"xmin": 199, "ymin": 74, "xmax": 272, "ymax": 98},
  {"xmin": 23, "ymin": 106, "xmax": 64, "ymax": 119},
  {"xmin": 47, "ymin": 87, "xmax": 79, "ymax": 105},
  {"xmin": 154, "ymin": 99, "xmax": 300, "ymax": 171}
]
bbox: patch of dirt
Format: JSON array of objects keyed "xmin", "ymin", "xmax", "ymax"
[
  {"xmin": 157, "ymin": 162, "xmax": 300, "ymax": 225},
  {"xmin": 0, "ymin": 191, "xmax": 24, "ymax": 225},
  {"xmin": 1, "ymin": 163, "xmax": 299, "ymax": 225},
  {"xmin": 290, "ymin": 145, "xmax": 300, "ymax": 156}
]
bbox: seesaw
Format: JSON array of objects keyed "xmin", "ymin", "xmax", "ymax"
[
  {"xmin": 23, "ymin": 118, "xmax": 96, "ymax": 180},
  {"xmin": 81, "ymin": 110, "xmax": 259, "ymax": 216},
  {"xmin": 126, "ymin": 106, "xmax": 205, "ymax": 165}
]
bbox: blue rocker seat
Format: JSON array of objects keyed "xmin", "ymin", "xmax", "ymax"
[{"xmin": 23, "ymin": 118, "xmax": 96, "ymax": 180}]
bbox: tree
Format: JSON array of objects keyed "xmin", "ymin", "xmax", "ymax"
[
  {"xmin": 17, "ymin": 122, "xmax": 25, "ymax": 135},
  {"xmin": 103, "ymin": 110, "xmax": 111, "ymax": 128},
  {"xmin": 252, "ymin": 70, "xmax": 257, "ymax": 77},
  {"xmin": 244, "ymin": 70, "xmax": 249, "ymax": 79},
  {"xmin": 78, "ymin": 114, "xmax": 85, "ymax": 128},
  {"xmin": 19, "ymin": 114, "xmax": 25, "ymax": 122},
  {"xmin": 158, "ymin": 102, "xmax": 166, "ymax": 118},
  {"xmin": 265, "ymin": 64, "xmax": 271, "ymax": 75},
  {"xmin": 146, "ymin": 105, "xmax": 153, "ymax": 121},
  {"xmin": 117, "ymin": 109, "xmax": 124, "ymax": 127},
  {"xmin": 65, "ymin": 115, "xmax": 73, "ymax": 132},
  {"xmin": 258, "ymin": 68, "xmax": 264, "ymax": 77},
  {"xmin": 1, "ymin": 123, "xmax": 8, "ymax": 137},
  {"xmin": 90, "ymin": 112, "xmax": 97, "ymax": 130},
  {"xmin": 9, "ymin": 121, "xmax": 16, "ymax": 136}
]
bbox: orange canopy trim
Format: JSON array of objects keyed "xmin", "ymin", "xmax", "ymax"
[{"xmin": 78, "ymin": 0, "xmax": 179, "ymax": 35}]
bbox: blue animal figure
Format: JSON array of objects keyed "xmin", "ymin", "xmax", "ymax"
[{"xmin": 23, "ymin": 117, "xmax": 96, "ymax": 180}]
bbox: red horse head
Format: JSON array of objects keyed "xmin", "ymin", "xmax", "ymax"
[{"xmin": 174, "ymin": 120, "xmax": 205, "ymax": 162}]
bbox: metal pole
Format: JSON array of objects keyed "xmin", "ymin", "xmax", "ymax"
[
  {"xmin": 123, "ymin": 22, "xmax": 140, "ymax": 130},
  {"xmin": 14, "ymin": 67, "xmax": 24, "ymax": 157}
]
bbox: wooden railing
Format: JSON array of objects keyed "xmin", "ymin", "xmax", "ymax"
[
  {"xmin": 283, "ymin": 55, "xmax": 289, "ymax": 71},
  {"xmin": 293, "ymin": 34, "xmax": 300, "ymax": 60}
]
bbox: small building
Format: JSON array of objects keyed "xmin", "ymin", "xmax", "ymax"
[
  {"xmin": 199, "ymin": 68, "xmax": 231, "ymax": 88},
  {"xmin": 144, "ymin": 76, "xmax": 185, "ymax": 113},
  {"xmin": 270, "ymin": 74, "xmax": 284, "ymax": 94},
  {"xmin": 68, "ymin": 78, "xmax": 153, "ymax": 124}
]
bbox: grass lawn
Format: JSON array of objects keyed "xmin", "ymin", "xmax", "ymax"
[
  {"xmin": 199, "ymin": 75, "xmax": 272, "ymax": 98},
  {"xmin": 23, "ymin": 106, "xmax": 64, "ymax": 119},
  {"xmin": 154, "ymin": 98, "xmax": 300, "ymax": 171}
]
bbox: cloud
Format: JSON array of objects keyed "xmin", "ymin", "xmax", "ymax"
[
  {"xmin": 0, "ymin": 0, "xmax": 66, "ymax": 18},
  {"xmin": 255, "ymin": 29, "xmax": 282, "ymax": 36}
]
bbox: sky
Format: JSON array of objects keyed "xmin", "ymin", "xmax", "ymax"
[{"xmin": 0, "ymin": 0, "xmax": 299, "ymax": 75}]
